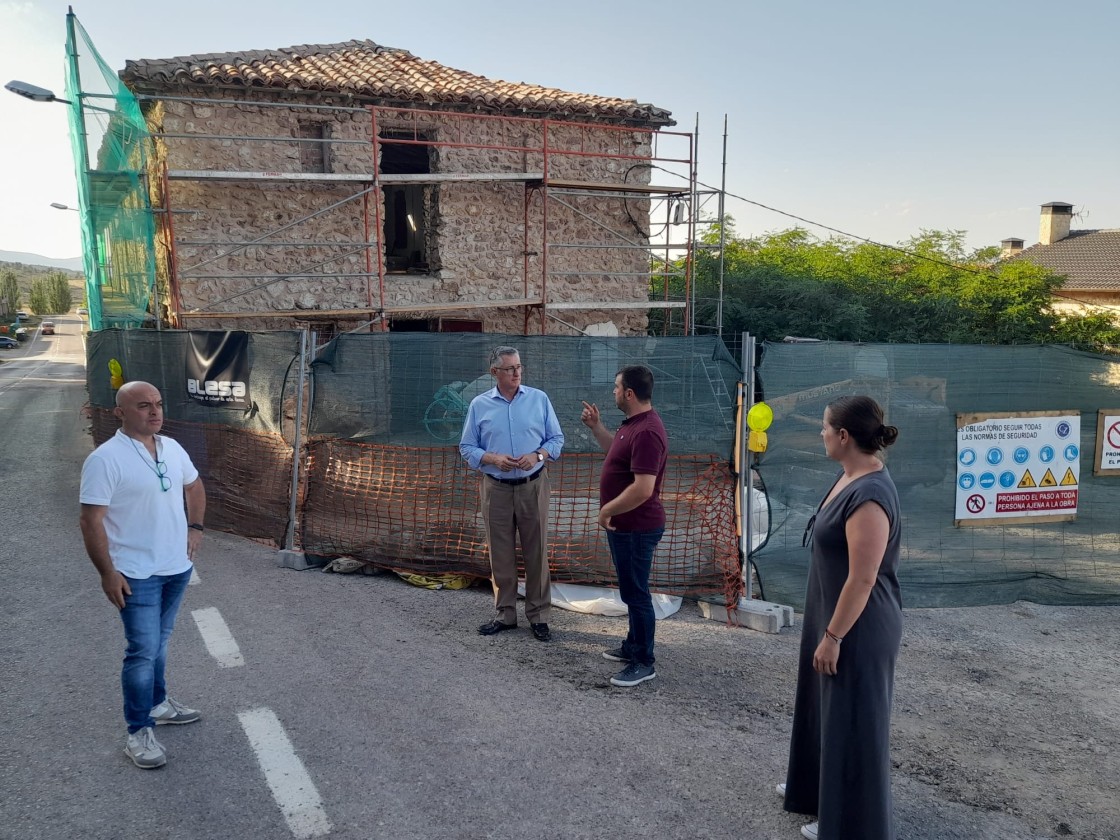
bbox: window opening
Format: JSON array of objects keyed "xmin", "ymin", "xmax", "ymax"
[
  {"xmin": 380, "ymin": 131, "xmax": 433, "ymax": 274},
  {"xmin": 298, "ymin": 122, "xmax": 331, "ymax": 173}
]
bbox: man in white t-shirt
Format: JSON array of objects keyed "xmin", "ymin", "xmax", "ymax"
[{"xmin": 79, "ymin": 381, "xmax": 207, "ymax": 769}]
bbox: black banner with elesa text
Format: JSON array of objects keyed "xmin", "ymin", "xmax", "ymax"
[{"xmin": 185, "ymin": 331, "xmax": 251, "ymax": 409}]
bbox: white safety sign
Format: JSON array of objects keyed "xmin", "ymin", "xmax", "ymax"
[{"xmin": 955, "ymin": 411, "xmax": 1080, "ymax": 525}]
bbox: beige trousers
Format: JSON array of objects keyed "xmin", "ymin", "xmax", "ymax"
[{"xmin": 479, "ymin": 470, "xmax": 551, "ymax": 624}]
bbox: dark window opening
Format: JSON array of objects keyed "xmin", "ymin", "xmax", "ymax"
[
  {"xmin": 389, "ymin": 318, "xmax": 432, "ymax": 332},
  {"xmin": 439, "ymin": 319, "xmax": 482, "ymax": 333},
  {"xmin": 298, "ymin": 122, "xmax": 331, "ymax": 173},
  {"xmin": 380, "ymin": 131, "xmax": 435, "ymax": 274}
]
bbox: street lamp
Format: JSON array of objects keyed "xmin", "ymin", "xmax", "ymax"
[
  {"xmin": 50, "ymin": 202, "xmax": 79, "ymax": 211},
  {"xmin": 4, "ymin": 80, "xmax": 73, "ymax": 105}
]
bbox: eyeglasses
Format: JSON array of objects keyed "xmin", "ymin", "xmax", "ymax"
[
  {"xmin": 495, "ymin": 365, "xmax": 524, "ymax": 374},
  {"xmin": 129, "ymin": 436, "xmax": 170, "ymax": 492}
]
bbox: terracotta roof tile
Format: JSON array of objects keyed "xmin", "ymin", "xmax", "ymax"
[
  {"xmin": 121, "ymin": 39, "xmax": 673, "ymax": 126},
  {"xmin": 1011, "ymin": 230, "xmax": 1120, "ymax": 291}
]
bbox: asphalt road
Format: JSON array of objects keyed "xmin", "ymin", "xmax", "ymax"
[{"xmin": 0, "ymin": 316, "xmax": 1072, "ymax": 840}]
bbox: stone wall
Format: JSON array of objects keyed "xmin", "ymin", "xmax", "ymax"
[{"xmin": 152, "ymin": 93, "xmax": 663, "ymax": 335}]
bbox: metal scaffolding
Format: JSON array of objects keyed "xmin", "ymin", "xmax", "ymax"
[{"xmin": 142, "ymin": 95, "xmax": 717, "ymax": 334}]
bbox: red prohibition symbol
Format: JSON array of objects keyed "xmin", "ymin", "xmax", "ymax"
[
  {"xmin": 1108, "ymin": 422, "xmax": 1120, "ymax": 450},
  {"xmin": 966, "ymin": 494, "xmax": 986, "ymax": 514}
]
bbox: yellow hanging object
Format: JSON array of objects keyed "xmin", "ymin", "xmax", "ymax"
[
  {"xmin": 748, "ymin": 430, "xmax": 768, "ymax": 453},
  {"xmin": 109, "ymin": 358, "xmax": 124, "ymax": 390},
  {"xmin": 747, "ymin": 402, "xmax": 774, "ymax": 432}
]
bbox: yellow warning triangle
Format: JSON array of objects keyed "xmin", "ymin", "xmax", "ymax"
[
  {"xmin": 1060, "ymin": 468, "xmax": 1078, "ymax": 486},
  {"xmin": 1040, "ymin": 468, "xmax": 1058, "ymax": 487},
  {"xmin": 1018, "ymin": 470, "xmax": 1036, "ymax": 488}
]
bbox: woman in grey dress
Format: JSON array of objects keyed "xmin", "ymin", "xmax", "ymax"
[{"xmin": 781, "ymin": 395, "xmax": 902, "ymax": 840}]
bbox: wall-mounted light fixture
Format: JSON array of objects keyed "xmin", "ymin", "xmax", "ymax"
[{"xmin": 406, "ymin": 213, "xmax": 417, "ymax": 232}]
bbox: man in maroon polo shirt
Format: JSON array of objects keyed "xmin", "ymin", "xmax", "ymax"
[{"xmin": 580, "ymin": 364, "xmax": 668, "ymax": 687}]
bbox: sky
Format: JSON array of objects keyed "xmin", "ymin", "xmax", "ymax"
[{"xmin": 2, "ymin": 0, "xmax": 1118, "ymax": 260}]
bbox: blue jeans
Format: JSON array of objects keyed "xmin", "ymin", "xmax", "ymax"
[
  {"xmin": 606, "ymin": 528, "xmax": 664, "ymax": 667},
  {"xmin": 119, "ymin": 569, "xmax": 192, "ymax": 733}
]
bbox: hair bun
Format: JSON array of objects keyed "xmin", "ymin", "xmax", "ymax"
[{"xmin": 879, "ymin": 424, "xmax": 900, "ymax": 447}]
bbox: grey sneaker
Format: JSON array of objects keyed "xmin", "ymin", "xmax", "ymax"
[
  {"xmin": 602, "ymin": 647, "xmax": 631, "ymax": 663},
  {"xmin": 125, "ymin": 726, "xmax": 167, "ymax": 769},
  {"xmin": 776, "ymin": 782, "xmax": 786, "ymax": 796},
  {"xmin": 609, "ymin": 662, "xmax": 656, "ymax": 687},
  {"xmin": 800, "ymin": 822, "xmax": 819, "ymax": 840},
  {"xmin": 151, "ymin": 697, "xmax": 201, "ymax": 725}
]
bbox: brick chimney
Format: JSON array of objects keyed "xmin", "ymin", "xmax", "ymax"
[
  {"xmin": 1000, "ymin": 237, "xmax": 1024, "ymax": 258},
  {"xmin": 1039, "ymin": 202, "xmax": 1073, "ymax": 245}
]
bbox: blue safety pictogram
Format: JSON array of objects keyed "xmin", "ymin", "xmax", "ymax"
[
  {"xmin": 979, "ymin": 472, "xmax": 996, "ymax": 489},
  {"xmin": 958, "ymin": 473, "xmax": 976, "ymax": 490},
  {"xmin": 986, "ymin": 448, "xmax": 1003, "ymax": 466},
  {"xmin": 1064, "ymin": 444, "xmax": 1079, "ymax": 462},
  {"xmin": 959, "ymin": 448, "xmax": 976, "ymax": 467},
  {"xmin": 1013, "ymin": 447, "xmax": 1030, "ymax": 464},
  {"xmin": 1039, "ymin": 445, "xmax": 1055, "ymax": 463},
  {"xmin": 999, "ymin": 471, "xmax": 1016, "ymax": 488}
]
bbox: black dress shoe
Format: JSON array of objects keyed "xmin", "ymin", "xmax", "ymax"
[
  {"xmin": 478, "ymin": 619, "xmax": 517, "ymax": 636},
  {"xmin": 530, "ymin": 622, "xmax": 551, "ymax": 642}
]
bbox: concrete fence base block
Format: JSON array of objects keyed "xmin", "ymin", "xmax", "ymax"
[
  {"xmin": 698, "ymin": 598, "xmax": 794, "ymax": 634},
  {"xmin": 278, "ymin": 549, "xmax": 314, "ymax": 570}
]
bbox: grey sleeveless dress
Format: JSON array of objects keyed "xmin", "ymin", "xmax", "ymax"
[{"xmin": 783, "ymin": 468, "xmax": 902, "ymax": 840}]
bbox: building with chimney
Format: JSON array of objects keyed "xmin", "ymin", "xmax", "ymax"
[{"xmin": 1004, "ymin": 202, "xmax": 1120, "ymax": 315}]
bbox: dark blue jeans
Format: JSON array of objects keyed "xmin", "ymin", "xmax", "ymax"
[
  {"xmin": 606, "ymin": 528, "xmax": 665, "ymax": 667},
  {"xmin": 118, "ymin": 568, "xmax": 192, "ymax": 733}
]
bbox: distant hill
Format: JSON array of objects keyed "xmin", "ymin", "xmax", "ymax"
[{"xmin": 0, "ymin": 250, "xmax": 84, "ymax": 273}]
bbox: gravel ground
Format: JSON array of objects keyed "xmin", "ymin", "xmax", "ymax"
[{"xmin": 326, "ymin": 565, "xmax": 1120, "ymax": 840}]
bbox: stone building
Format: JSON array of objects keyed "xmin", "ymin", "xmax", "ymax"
[{"xmin": 120, "ymin": 40, "xmax": 690, "ymax": 336}]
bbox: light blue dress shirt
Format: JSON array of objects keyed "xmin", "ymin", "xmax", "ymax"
[{"xmin": 459, "ymin": 385, "xmax": 565, "ymax": 479}]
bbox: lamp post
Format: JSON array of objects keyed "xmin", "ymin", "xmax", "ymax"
[
  {"xmin": 4, "ymin": 80, "xmax": 73, "ymax": 105},
  {"xmin": 7, "ymin": 77, "xmax": 104, "ymax": 329}
]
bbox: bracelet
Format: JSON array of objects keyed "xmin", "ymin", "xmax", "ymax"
[
  {"xmin": 189, "ymin": 523, "xmax": 205, "ymax": 532},
  {"xmin": 824, "ymin": 628, "xmax": 843, "ymax": 644}
]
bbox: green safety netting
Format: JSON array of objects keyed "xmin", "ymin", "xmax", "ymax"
[{"xmin": 64, "ymin": 12, "xmax": 157, "ymax": 330}]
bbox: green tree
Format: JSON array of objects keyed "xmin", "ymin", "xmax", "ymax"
[
  {"xmin": 0, "ymin": 270, "xmax": 18, "ymax": 316},
  {"xmin": 659, "ymin": 221, "xmax": 1117, "ymax": 351},
  {"xmin": 29, "ymin": 278, "xmax": 49, "ymax": 315}
]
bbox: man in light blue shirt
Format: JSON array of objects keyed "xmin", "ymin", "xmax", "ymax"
[{"xmin": 460, "ymin": 346, "xmax": 564, "ymax": 641}]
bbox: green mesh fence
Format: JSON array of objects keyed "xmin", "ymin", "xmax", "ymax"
[
  {"xmin": 64, "ymin": 12, "xmax": 157, "ymax": 330},
  {"xmin": 752, "ymin": 341, "xmax": 1120, "ymax": 609}
]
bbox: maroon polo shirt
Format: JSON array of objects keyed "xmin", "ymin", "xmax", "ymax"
[{"xmin": 600, "ymin": 408, "xmax": 668, "ymax": 532}]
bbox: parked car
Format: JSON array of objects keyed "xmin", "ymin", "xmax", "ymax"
[
  {"xmin": 41, "ymin": 321, "xmax": 55, "ymax": 335},
  {"xmin": 77, "ymin": 307, "xmax": 88, "ymax": 316},
  {"xmin": 0, "ymin": 335, "xmax": 18, "ymax": 350},
  {"xmin": 14, "ymin": 327, "xmax": 28, "ymax": 342},
  {"xmin": 15, "ymin": 311, "xmax": 28, "ymax": 321}
]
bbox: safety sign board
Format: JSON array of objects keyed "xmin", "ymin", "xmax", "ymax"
[
  {"xmin": 1093, "ymin": 411, "xmax": 1120, "ymax": 476},
  {"xmin": 956, "ymin": 411, "xmax": 1080, "ymax": 526}
]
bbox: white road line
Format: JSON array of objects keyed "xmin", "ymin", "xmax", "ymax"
[
  {"xmin": 238, "ymin": 707, "xmax": 332, "ymax": 839},
  {"xmin": 190, "ymin": 607, "xmax": 244, "ymax": 667},
  {"xmin": 189, "ymin": 567, "xmax": 200, "ymax": 585}
]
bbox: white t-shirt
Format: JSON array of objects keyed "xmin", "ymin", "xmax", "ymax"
[{"xmin": 80, "ymin": 430, "xmax": 200, "ymax": 579}]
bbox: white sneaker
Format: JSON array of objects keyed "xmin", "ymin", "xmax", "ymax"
[
  {"xmin": 125, "ymin": 726, "xmax": 167, "ymax": 769},
  {"xmin": 800, "ymin": 822, "xmax": 818, "ymax": 840},
  {"xmin": 151, "ymin": 697, "xmax": 201, "ymax": 725},
  {"xmin": 776, "ymin": 782, "xmax": 786, "ymax": 796}
]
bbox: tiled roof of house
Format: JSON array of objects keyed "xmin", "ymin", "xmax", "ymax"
[
  {"xmin": 120, "ymin": 40, "xmax": 673, "ymax": 126},
  {"xmin": 1011, "ymin": 229, "xmax": 1120, "ymax": 291}
]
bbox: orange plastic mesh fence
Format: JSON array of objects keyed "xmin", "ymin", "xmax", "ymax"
[
  {"xmin": 301, "ymin": 440, "xmax": 742, "ymax": 600},
  {"xmin": 90, "ymin": 408, "xmax": 295, "ymax": 546}
]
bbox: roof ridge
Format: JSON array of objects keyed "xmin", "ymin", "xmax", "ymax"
[{"xmin": 124, "ymin": 39, "xmax": 407, "ymax": 71}]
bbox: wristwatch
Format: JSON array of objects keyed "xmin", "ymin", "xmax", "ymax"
[
  {"xmin": 189, "ymin": 523, "xmax": 205, "ymax": 532},
  {"xmin": 537, "ymin": 451, "xmax": 545, "ymax": 462}
]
